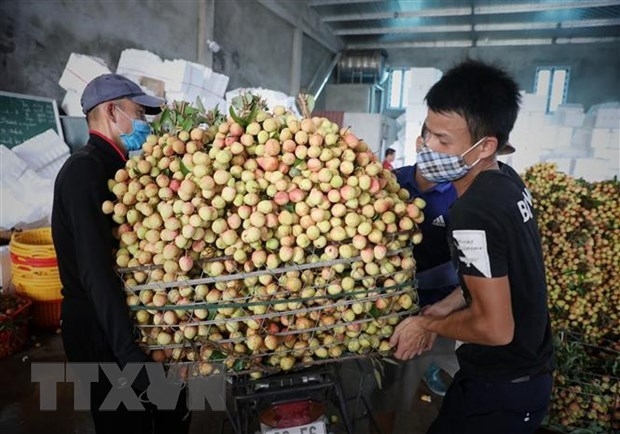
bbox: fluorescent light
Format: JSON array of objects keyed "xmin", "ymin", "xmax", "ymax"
[
  {"xmin": 347, "ymin": 40, "xmax": 474, "ymax": 49},
  {"xmin": 556, "ymin": 36, "xmax": 620, "ymax": 44},
  {"xmin": 476, "ymin": 38, "xmax": 554, "ymax": 46}
]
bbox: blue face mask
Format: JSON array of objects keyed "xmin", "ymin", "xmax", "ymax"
[{"xmin": 115, "ymin": 107, "xmax": 151, "ymax": 152}]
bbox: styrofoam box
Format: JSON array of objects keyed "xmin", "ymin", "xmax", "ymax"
[
  {"xmin": 61, "ymin": 89, "xmax": 84, "ymax": 117},
  {"xmin": 573, "ymin": 158, "xmax": 613, "ymax": 182},
  {"xmin": 407, "ymin": 85, "xmax": 432, "ymax": 106},
  {"xmin": 592, "ymin": 148, "xmax": 620, "ymax": 167},
  {"xmin": 593, "ymin": 107, "xmax": 620, "ymax": 129},
  {"xmin": 553, "ymin": 106, "xmax": 585, "ymax": 127},
  {"xmin": 58, "ymin": 53, "xmax": 111, "ymax": 94},
  {"xmin": 0, "ymin": 245, "xmax": 12, "ymax": 293},
  {"xmin": 554, "ymin": 126, "xmax": 573, "ymax": 147},
  {"xmin": 571, "ymin": 128, "xmax": 594, "ymax": 148},
  {"xmin": 590, "ymin": 128, "xmax": 619, "ymax": 149},
  {"xmin": 12, "ymin": 130, "xmax": 70, "ymax": 172},
  {"xmin": 409, "ymin": 67, "xmax": 442, "ymax": 85},
  {"xmin": 516, "ymin": 111, "xmax": 548, "ymax": 130},
  {"xmin": 520, "ymin": 92, "xmax": 547, "ymax": 112},
  {"xmin": 405, "ymin": 104, "xmax": 427, "ymax": 124},
  {"xmin": 205, "ymin": 71, "xmax": 229, "ymax": 98},
  {"xmin": 541, "ymin": 157, "xmax": 575, "ymax": 175},
  {"xmin": 117, "ymin": 49, "xmax": 166, "ymax": 82},
  {"xmin": 545, "ymin": 147, "xmax": 591, "ymax": 159}
]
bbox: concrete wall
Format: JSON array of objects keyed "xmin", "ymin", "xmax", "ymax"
[
  {"xmin": 386, "ymin": 42, "xmax": 620, "ymax": 111},
  {"xmin": 0, "ymin": 0, "xmax": 335, "ymax": 105},
  {"xmin": 0, "ymin": 0, "xmax": 198, "ymax": 103}
]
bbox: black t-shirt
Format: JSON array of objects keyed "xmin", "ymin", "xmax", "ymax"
[{"xmin": 448, "ymin": 163, "xmax": 553, "ymax": 380}]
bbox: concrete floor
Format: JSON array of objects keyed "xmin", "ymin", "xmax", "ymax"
[{"xmin": 0, "ymin": 331, "xmax": 556, "ymax": 434}]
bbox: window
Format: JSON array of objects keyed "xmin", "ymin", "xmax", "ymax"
[
  {"xmin": 387, "ymin": 68, "xmax": 413, "ymax": 109},
  {"xmin": 535, "ymin": 67, "xmax": 570, "ymax": 113}
]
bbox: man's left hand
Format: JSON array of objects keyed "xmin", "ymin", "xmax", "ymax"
[{"xmin": 390, "ymin": 316, "xmax": 434, "ymax": 360}]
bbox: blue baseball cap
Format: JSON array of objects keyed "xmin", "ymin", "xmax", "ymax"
[{"xmin": 81, "ymin": 73, "xmax": 164, "ymax": 115}]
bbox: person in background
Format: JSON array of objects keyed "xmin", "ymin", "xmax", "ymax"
[
  {"xmin": 390, "ymin": 59, "xmax": 553, "ymax": 434},
  {"xmin": 383, "ymin": 147, "xmax": 396, "ymax": 170},
  {"xmin": 371, "ymin": 124, "xmax": 459, "ymax": 433},
  {"xmin": 52, "ymin": 74, "xmax": 190, "ymax": 434}
]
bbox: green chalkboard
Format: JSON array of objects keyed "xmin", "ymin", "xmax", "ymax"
[{"xmin": 0, "ymin": 91, "xmax": 64, "ymax": 148}]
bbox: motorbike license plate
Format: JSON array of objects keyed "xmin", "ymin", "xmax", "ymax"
[{"xmin": 263, "ymin": 420, "xmax": 327, "ymax": 434}]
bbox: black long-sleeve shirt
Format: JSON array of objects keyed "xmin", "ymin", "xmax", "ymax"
[{"xmin": 52, "ymin": 131, "xmax": 148, "ymax": 367}]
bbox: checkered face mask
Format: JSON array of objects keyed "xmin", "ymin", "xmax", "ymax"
[{"xmin": 417, "ymin": 136, "xmax": 486, "ymax": 183}]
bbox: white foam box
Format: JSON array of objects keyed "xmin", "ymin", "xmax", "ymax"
[
  {"xmin": 58, "ymin": 53, "xmax": 111, "ymax": 94},
  {"xmin": 0, "ymin": 245, "xmax": 12, "ymax": 293},
  {"xmin": 590, "ymin": 128, "xmax": 619, "ymax": 149},
  {"xmin": 11, "ymin": 130, "xmax": 70, "ymax": 173},
  {"xmin": 593, "ymin": 107, "xmax": 620, "ymax": 129},
  {"xmin": 540, "ymin": 156, "xmax": 575, "ymax": 175},
  {"xmin": 555, "ymin": 126, "xmax": 574, "ymax": 147},
  {"xmin": 117, "ymin": 49, "xmax": 166, "ymax": 82},
  {"xmin": 572, "ymin": 158, "xmax": 612, "ymax": 182},
  {"xmin": 205, "ymin": 71, "xmax": 229, "ymax": 98},
  {"xmin": 407, "ymin": 84, "xmax": 431, "ymax": 106},
  {"xmin": 520, "ymin": 92, "xmax": 547, "ymax": 112},
  {"xmin": 409, "ymin": 67, "xmax": 442, "ymax": 86},
  {"xmin": 570, "ymin": 127, "xmax": 593, "ymax": 148},
  {"xmin": 552, "ymin": 103, "xmax": 584, "ymax": 127},
  {"xmin": 405, "ymin": 104, "xmax": 427, "ymax": 124},
  {"xmin": 396, "ymin": 112, "xmax": 407, "ymax": 128},
  {"xmin": 516, "ymin": 111, "xmax": 548, "ymax": 130},
  {"xmin": 592, "ymin": 147, "xmax": 619, "ymax": 167},
  {"xmin": 61, "ymin": 89, "xmax": 84, "ymax": 117}
]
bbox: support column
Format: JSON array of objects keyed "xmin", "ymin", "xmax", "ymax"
[
  {"xmin": 197, "ymin": 0, "xmax": 215, "ymax": 68},
  {"xmin": 290, "ymin": 27, "xmax": 303, "ymax": 96}
]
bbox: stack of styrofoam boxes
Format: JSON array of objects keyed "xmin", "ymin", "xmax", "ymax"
[
  {"xmin": 576, "ymin": 103, "xmax": 620, "ymax": 181},
  {"xmin": 116, "ymin": 49, "xmax": 167, "ymax": 97},
  {"xmin": 116, "ymin": 49, "xmax": 229, "ymax": 111},
  {"xmin": 58, "ymin": 53, "xmax": 112, "ymax": 116},
  {"xmin": 161, "ymin": 58, "xmax": 229, "ymax": 109},
  {"xmin": 509, "ymin": 92, "xmax": 555, "ymax": 173},
  {"xmin": 534, "ymin": 103, "xmax": 587, "ymax": 176},
  {"xmin": 400, "ymin": 67, "xmax": 443, "ymax": 166}
]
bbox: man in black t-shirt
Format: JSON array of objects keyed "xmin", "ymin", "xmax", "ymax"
[{"xmin": 390, "ymin": 60, "xmax": 553, "ymax": 434}]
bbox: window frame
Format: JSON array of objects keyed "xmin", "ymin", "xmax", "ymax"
[{"xmin": 534, "ymin": 66, "xmax": 570, "ymax": 113}]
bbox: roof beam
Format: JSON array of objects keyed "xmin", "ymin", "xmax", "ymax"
[
  {"xmin": 321, "ymin": 7, "xmax": 472, "ymax": 22},
  {"xmin": 335, "ymin": 24, "xmax": 472, "ymax": 35},
  {"xmin": 347, "ymin": 36, "xmax": 620, "ymax": 50},
  {"xmin": 475, "ymin": 18, "xmax": 620, "ymax": 32},
  {"xmin": 309, "ymin": 0, "xmax": 382, "ymax": 5},
  {"xmin": 474, "ymin": 0, "xmax": 620, "ymax": 15}
]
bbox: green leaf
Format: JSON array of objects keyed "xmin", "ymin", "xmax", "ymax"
[
  {"xmin": 229, "ymin": 105, "xmax": 248, "ymax": 128},
  {"xmin": 182, "ymin": 118, "xmax": 194, "ymax": 132},
  {"xmin": 369, "ymin": 305, "xmax": 380, "ymax": 319},
  {"xmin": 180, "ymin": 160, "xmax": 191, "ymax": 176},
  {"xmin": 195, "ymin": 96, "xmax": 205, "ymax": 113},
  {"xmin": 294, "ymin": 158, "xmax": 304, "ymax": 167}
]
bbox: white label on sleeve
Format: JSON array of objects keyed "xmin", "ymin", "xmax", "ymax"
[{"xmin": 452, "ymin": 229, "xmax": 492, "ymax": 278}]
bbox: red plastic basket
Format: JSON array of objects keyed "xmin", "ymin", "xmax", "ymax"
[{"xmin": 0, "ymin": 294, "xmax": 32, "ymax": 359}]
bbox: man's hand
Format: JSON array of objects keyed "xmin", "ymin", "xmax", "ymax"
[{"xmin": 389, "ymin": 316, "xmax": 434, "ymax": 360}]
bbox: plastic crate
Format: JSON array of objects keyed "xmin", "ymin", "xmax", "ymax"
[{"xmin": 0, "ymin": 294, "xmax": 32, "ymax": 358}]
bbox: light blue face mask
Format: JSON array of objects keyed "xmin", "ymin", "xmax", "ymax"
[{"xmin": 115, "ymin": 107, "xmax": 151, "ymax": 152}]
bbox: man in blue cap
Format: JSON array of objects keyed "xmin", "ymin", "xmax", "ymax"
[{"xmin": 52, "ymin": 74, "xmax": 189, "ymax": 433}]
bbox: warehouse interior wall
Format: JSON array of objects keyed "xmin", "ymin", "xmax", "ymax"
[
  {"xmin": 387, "ymin": 42, "xmax": 620, "ymax": 111},
  {"xmin": 0, "ymin": 0, "xmax": 335, "ymax": 105}
]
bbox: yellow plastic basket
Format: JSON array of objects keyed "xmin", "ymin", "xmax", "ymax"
[{"xmin": 10, "ymin": 228, "xmax": 62, "ymax": 302}]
